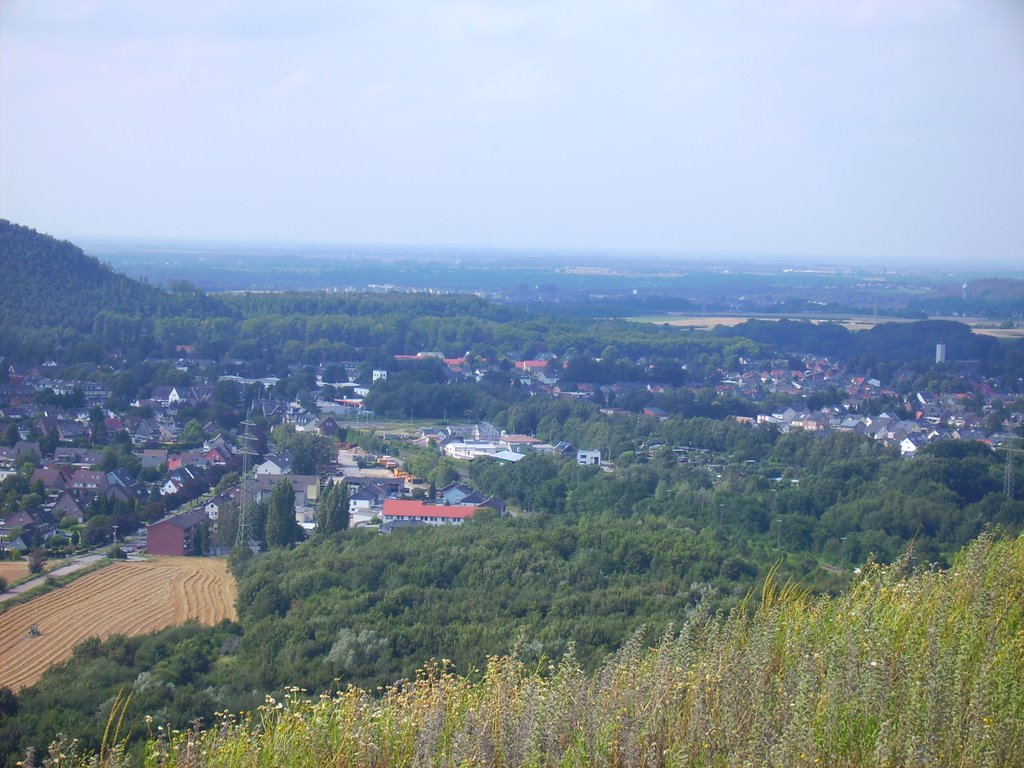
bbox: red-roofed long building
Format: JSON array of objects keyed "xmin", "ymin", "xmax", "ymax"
[
  {"xmin": 515, "ymin": 360, "xmax": 550, "ymax": 372},
  {"xmin": 381, "ymin": 499, "xmax": 478, "ymax": 526}
]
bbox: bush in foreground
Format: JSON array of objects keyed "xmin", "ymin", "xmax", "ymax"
[{"xmin": 45, "ymin": 533, "xmax": 1024, "ymax": 767}]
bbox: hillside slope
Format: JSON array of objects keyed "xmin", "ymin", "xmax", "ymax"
[
  {"xmin": 68, "ymin": 532, "xmax": 1023, "ymax": 768},
  {"xmin": 0, "ymin": 220, "xmax": 167, "ymax": 334}
]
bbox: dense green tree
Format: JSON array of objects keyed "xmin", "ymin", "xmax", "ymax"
[
  {"xmin": 270, "ymin": 425, "xmax": 333, "ymax": 475},
  {"xmin": 264, "ymin": 481, "xmax": 300, "ymax": 549},
  {"xmin": 179, "ymin": 419, "xmax": 205, "ymax": 446},
  {"xmin": 1, "ymin": 423, "xmax": 20, "ymax": 447},
  {"xmin": 315, "ymin": 480, "xmax": 350, "ymax": 535}
]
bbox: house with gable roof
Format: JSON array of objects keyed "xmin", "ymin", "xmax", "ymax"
[
  {"xmin": 51, "ymin": 490, "xmax": 85, "ymax": 523},
  {"xmin": 70, "ymin": 468, "xmax": 109, "ymax": 496},
  {"xmin": 256, "ymin": 451, "xmax": 294, "ymax": 475}
]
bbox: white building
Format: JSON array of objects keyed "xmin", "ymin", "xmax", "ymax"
[{"xmin": 443, "ymin": 441, "xmax": 500, "ymax": 461}]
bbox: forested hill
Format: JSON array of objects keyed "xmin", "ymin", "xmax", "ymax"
[
  {"xmin": 0, "ymin": 220, "xmax": 225, "ymax": 349},
  {"xmin": 713, "ymin": 317, "xmax": 1000, "ymax": 367},
  {"xmin": 0, "ymin": 220, "xmax": 161, "ymax": 330}
]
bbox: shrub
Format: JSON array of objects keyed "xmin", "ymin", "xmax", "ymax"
[{"xmin": 27, "ymin": 547, "xmax": 46, "ymax": 574}]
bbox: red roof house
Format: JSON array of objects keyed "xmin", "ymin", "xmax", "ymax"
[{"xmin": 381, "ymin": 499, "xmax": 478, "ymax": 526}]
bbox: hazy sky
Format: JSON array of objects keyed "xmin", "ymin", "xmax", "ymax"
[{"xmin": 2, "ymin": 1, "xmax": 1023, "ymax": 265}]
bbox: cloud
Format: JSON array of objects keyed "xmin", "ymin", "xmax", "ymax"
[
  {"xmin": 271, "ymin": 69, "xmax": 314, "ymax": 99},
  {"xmin": 437, "ymin": 4, "xmax": 541, "ymax": 41},
  {"xmin": 364, "ymin": 82, "xmax": 400, "ymax": 96},
  {"xmin": 466, "ymin": 61, "xmax": 560, "ymax": 110}
]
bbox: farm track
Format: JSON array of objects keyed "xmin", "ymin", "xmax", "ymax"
[{"xmin": 0, "ymin": 557, "xmax": 236, "ymax": 691}]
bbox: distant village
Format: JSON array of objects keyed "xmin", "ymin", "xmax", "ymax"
[{"xmin": 2, "ymin": 339, "xmax": 1021, "ymax": 560}]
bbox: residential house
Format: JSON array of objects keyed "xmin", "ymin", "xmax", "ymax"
[
  {"xmin": 256, "ymin": 451, "xmax": 294, "ymax": 475},
  {"xmin": 202, "ymin": 487, "xmax": 240, "ymax": 522},
  {"xmin": 444, "ymin": 422, "xmax": 502, "ymax": 442},
  {"xmin": 900, "ymin": 434, "xmax": 929, "ymax": 456},
  {"xmin": 30, "ymin": 467, "xmax": 69, "ymax": 493},
  {"xmin": 106, "ymin": 468, "xmax": 136, "ymax": 490},
  {"xmin": 204, "ymin": 434, "xmax": 234, "ymax": 457},
  {"xmin": 131, "ymin": 419, "xmax": 162, "ymax": 446},
  {"xmin": 499, "ymin": 434, "xmax": 541, "ymax": 452},
  {"xmin": 105, "ymin": 483, "xmax": 136, "ymax": 504},
  {"xmin": 0, "ymin": 441, "xmax": 42, "ymax": 470},
  {"xmin": 147, "ymin": 509, "xmax": 210, "ymax": 556},
  {"xmin": 149, "ymin": 386, "xmax": 176, "ymax": 406},
  {"xmin": 70, "ymin": 468, "xmax": 109, "ymax": 496},
  {"xmin": 250, "ymin": 473, "xmax": 320, "ymax": 511},
  {"xmin": 2, "ymin": 509, "xmax": 54, "ymax": 544},
  {"xmin": 56, "ymin": 421, "xmax": 89, "ymax": 442},
  {"xmin": 168, "ymin": 449, "xmax": 218, "ymax": 471},
  {"xmin": 51, "ymin": 490, "xmax": 85, "ymax": 523},
  {"xmin": 150, "ymin": 385, "xmax": 205, "ymax": 407},
  {"xmin": 160, "ymin": 477, "xmax": 187, "ymax": 496},
  {"xmin": 140, "ymin": 448, "xmax": 168, "ymax": 470},
  {"xmin": 53, "ymin": 447, "xmax": 104, "ymax": 467},
  {"xmin": 158, "ymin": 423, "xmax": 181, "ymax": 443},
  {"xmin": 202, "ymin": 446, "xmax": 230, "ymax": 465},
  {"xmin": 438, "ymin": 482, "xmax": 474, "ymax": 505},
  {"xmin": 160, "ymin": 466, "xmax": 201, "ymax": 496},
  {"xmin": 316, "ymin": 416, "xmax": 341, "ymax": 437},
  {"xmin": 348, "ymin": 481, "xmax": 393, "ymax": 526}
]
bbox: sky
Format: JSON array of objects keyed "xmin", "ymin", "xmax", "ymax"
[{"xmin": 2, "ymin": 1, "xmax": 1023, "ymax": 266}]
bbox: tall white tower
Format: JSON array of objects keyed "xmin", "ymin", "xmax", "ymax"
[{"xmin": 936, "ymin": 342, "xmax": 946, "ymax": 364}]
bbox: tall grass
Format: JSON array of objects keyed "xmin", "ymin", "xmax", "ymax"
[{"xmin": 42, "ymin": 533, "xmax": 1024, "ymax": 767}]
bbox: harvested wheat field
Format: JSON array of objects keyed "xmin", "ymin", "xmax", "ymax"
[
  {"xmin": 0, "ymin": 557, "xmax": 236, "ymax": 691},
  {"xmin": 0, "ymin": 562, "xmax": 30, "ymax": 585}
]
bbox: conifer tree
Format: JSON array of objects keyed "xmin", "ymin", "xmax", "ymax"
[
  {"xmin": 264, "ymin": 481, "xmax": 298, "ymax": 548},
  {"xmin": 316, "ymin": 480, "xmax": 349, "ymax": 535}
]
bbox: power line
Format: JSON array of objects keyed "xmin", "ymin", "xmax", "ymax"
[
  {"xmin": 999, "ymin": 440, "xmax": 1023, "ymax": 500},
  {"xmin": 236, "ymin": 417, "xmax": 260, "ymax": 552}
]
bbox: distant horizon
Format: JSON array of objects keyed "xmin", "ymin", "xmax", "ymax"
[{"xmin": 72, "ymin": 231, "xmax": 1023, "ymax": 277}]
